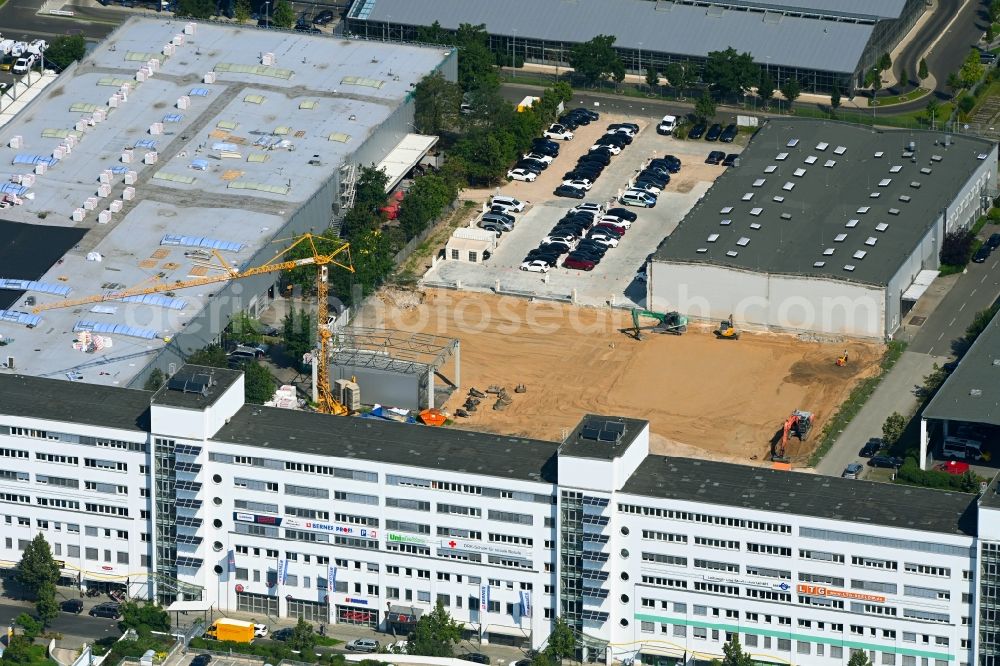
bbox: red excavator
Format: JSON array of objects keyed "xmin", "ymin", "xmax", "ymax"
[{"xmin": 773, "ymin": 410, "xmax": 813, "ymax": 462}]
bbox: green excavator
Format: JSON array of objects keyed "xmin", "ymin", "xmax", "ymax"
[{"xmin": 629, "ymin": 309, "xmax": 688, "ymax": 340}]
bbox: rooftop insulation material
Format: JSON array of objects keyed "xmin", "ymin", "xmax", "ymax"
[
  {"xmin": 74, "ymin": 321, "xmax": 158, "ymax": 339},
  {"xmin": 41, "ymin": 129, "xmax": 82, "ymax": 139},
  {"xmin": 212, "ymin": 142, "xmax": 238, "ymax": 152},
  {"xmin": 214, "ymin": 63, "xmax": 294, "ymax": 79},
  {"xmin": 299, "ymin": 100, "xmax": 318, "ymax": 109},
  {"xmin": 0, "ymin": 279, "xmax": 71, "ymax": 296},
  {"xmin": 247, "ymin": 153, "xmax": 269, "ymax": 163},
  {"xmin": 217, "ymin": 120, "xmax": 239, "ymax": 130},
  {"xmin": 119, "ymin": 294, "xmax": 187, "ymax": 310},
  {"xmin": 228, "ymin": 181, "xmax": 291, "ymax": 195},
  {"xmin": 161, "ymin": 234, "xmax": 244, "ymax": 252},
  {"xmin": 328, "ymin": 132, "xmax": 352, "ymax": 143},
  {"xmin": 97, "ymin": 77, "xmax": 131, "ymax": 87},
  {"xmin": 341, "ymin": 75, "xmax": 385, "ymax": 89},
  {"xmin": 244, "ymin": 94, "xmax": 266, "ymax": 104},
  {"xmin": 125, "ymin": 51, "xmax": 163, "ymax": 62},
  {"xmin": 70, "ymin": 102, "xmax": 99, "ymax": 113},
  {"xmin": 0, "ymin": 310, "xmax": 41, "ymax": 327},
  {"xmin": 90, "ymin": 305, "xmax": 118, "ymax": 314},
  {"xmin": 163, "ymin": 113, "xmax": 184, "ymax": 123},
  {"xmin": 135, "ymin": 139, "xmax": 158, "ymax": 149},
  {"xmin": 152, "ymin": 171, "xmax": 197, "ymax": 185},
  {"xmin": 273, "ymin": 126, "xmax": 290, "ymax": 135},
  {"xmin": 109, "ymin": 166, "xmax": 129, "ymax": 174},
  {"xmin": 189, "ymin": 88, "xmax": 211, "ymax": 96}
]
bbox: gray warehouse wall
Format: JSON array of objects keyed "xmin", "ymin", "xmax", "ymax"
[{"xmin": 332, "ymin": 365, "xmax": 423, "ymax": 410}]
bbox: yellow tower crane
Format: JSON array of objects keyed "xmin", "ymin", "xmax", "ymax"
[{"xmin": 31, "ymin": 233, "xmax": 354, "ymax": 416}]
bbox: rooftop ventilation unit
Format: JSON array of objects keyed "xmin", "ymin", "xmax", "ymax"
[
  {"xmin": 813, "ymin": 261, "xmax": 826, "ymax": 267},
  {"xmin": 697, "ymin": 248, "xmax": 707, "ymax": 253},
  {"xmin": 978, "ymin": 153, "xmax": 989, "ymax": 160},
  {"xmin": 846, "ymin": 219, "xmax": 858, "ymax": 228},
  {"xmin": 720, "ymin": 219, "xmax": 732, "ymax": 226},
  {"xmin": 853, "ymin": 250, "xmax": 867, "ymax": 260},
  {"xmin": 931, "ymin": 154, "xmax": 943, "ymax": 162},
  {"xmin": 793, "ymin": 168, "xmax": 806, "ymax": 177},
  {"xmin": 804, "ymin": 155, "xmax": 817, "ymax": 164},
  {"xmin": 875, "ymin": 222, "xmax": 889, "ymax": 232},
  {"xmin": 834, "ymin": 234, "xmax": 847, "ymax": 242},
  {"xmin": 823, "ymin": 248, "xmax": 835, "ymax": 255},
  {"xmin": 776, "ymin": 152, "xmax": 788, "ymax": 161},
  {"xmin": 780, "ymin": 213, "xmax": 792, "ymax": 220},
  {"xmin": 764, "ymin": 165, "xmax": 777, "ymax": 173},
  {"xmin": 865, "ymin": 237, "xmax": 877, "ymax": 246},
  {"xmin": 920, "ymin": 167, "xmax": 932, "ymax": 175},
  {"xmin": 870, "ymin": 192, "xmax": 880, "ymax": 199},
  {"xmin": 824, "ymin": 160, "xmax": 836, "ymax": 168},
  {"xmin": 737, "ymin": 237, "xmax": 750, "ymax": 246},
  {"xmin": 844, "ymin": 265, "xmax": 856, "ymax": 272},
  {"xmin": 786, "ymin": 139, "xmax": 799, "ymax": 147},
  {"xmin": 970, "ymin": 388, "xmax": 982, "ymax": 397},
  {"xmin": 707, "ymin": 233, "xmax": 719, "ymax": 242},
  {"xmin": 816, "ymin": 142, "xmax": 829, "ymax": 151}
]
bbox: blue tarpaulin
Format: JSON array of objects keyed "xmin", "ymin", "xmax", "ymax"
[
  {"xmin": 0, "ymin": 183, "xmax": 29, "ymax": 196},
  {"xmin": 12, "ymin": 154, "xmax": 58, "ymax": 166}
]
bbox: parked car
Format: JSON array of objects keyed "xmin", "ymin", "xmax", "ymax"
[
  {"xmin": 565, "ymin": 169, "xmax": 601, "ymax": 182},
  {"xmin": 591, "ymin": 143, "xmax": 622, "ymax": 155},
  {"xmin": 562, "ymin": 179, "xmax": 593, "ymax": 191},
  {"xmin": 523, "ymin": 152, "xmax": 554, "ymax": 164},
  {"xmin": 12, "ymin": 56, "xmax": 33, "ymax": 75},
  {"xmin": 720, "ymin": 123, "xmax": 738, "ymax": 142},
  {"xmin": 347, "ymin": 639, "xmax": 381, "ymax": 653},
  {"xmin": 294, "ymin": 24, "xmax": 322, "ymax": 32},
  {"xmin": 532, "ymin": 138, "xmax": 560, "ymax": 153},
  {"xmin": 631, "ymin": 181, "xmax": 662, "ymax": 195},
  {"xmin": 61, "ymin": 598, "xmax": 84, "ymax": 614},
  {"xmin": 520, "ymin": 260, "xmax": 550, "ymax": 273},
  {"xmin": 490, "ymin": 195, "xmax": 526, "ymax": 212},
  {"xmin": 869, "ymin": 455, "xmax": 903, "ymax": 469},
  {"xmin": 722, "ymin": 153, "xmax": 740, "ymax": 167},
  {"xmin": 661, "ymin": 154, "xmax": 682, "ymax": 171},
  {"xmin": 572, "ymin": 107, "xmax": 599, "ymax": 120},
  {"xmin": 254, "ymin": 624, "xmax": 269, "ymax": 638},
  {"xmin": 972, "ymin": 245, "xmax": 992, "ymax": 263},
  {"xmin": 599, "ymin": 217, "xmax": 631, "ymax": 231},
  {"xmin": 459, "ymin": 654, "xmax": 491, "ymax": 665},
  {"xmin": 601, "ymin": 131, "xmax": 632, "ymax": 146},
  {"xmin": 563, "ymin": 256, "xmax": 597, "ymax": 271},
  {"xmin": 272, "ymin": 628, "xmax": 295, "ymax": 641},
  {"xmin": 519, "ymin": 157, "xmax": 548, "ymax": 171},
  {"xmin": 480, "ymin": 220, "xmax": 512, "ymax": 235},
  {"xmin": 688, "ymin": 123, "xmax": 706, "ymax": 140},
  {"xmin": 313, "ymin": 9, "xmax": 335, "ymax": 23},
  {"xmin": 554, "ymin": 184, "xmax": 586, "ymax": 199},
  {"xmin": 578, "ymin": 152, "xmax": 611, "ymax": 166},
  {"xmin": 608, "ymin": 122, "xmax": 639, "ymax": 133},
  {"xmin": 705, "ymin": 151, "xmax": 726, "ymax": 165},
  {"xmin": 191, "ymin": 656, "xmax": 212, "ymax": 666},
  {"xmin": 841, "ymin": 462, "xmax": 864, "ymax": 479},
  {"xmin": 507, "ymin": 168, "xmax": 537, "ymax": 182},
  {"xmin": 859, "ymin": 437, "xmax": 883, "ymax": 457},
  {"xmin": 606, "ymin": 207, "xmax": 637, "ymax": 222},
  {"xmin": 555, "ymin": 115, "xmax": 579, "ymax": 130},
  {"xmin": 987, "ymin": 233, "xmax": 1000, "ymax": 250},
  {"xmin": 620, "ymin": 191, "xmax": 656, "ymax": 207},
  {"xmin": 587, "ymin": 234, "xmax": 619, "ymax": 248},
  {"xmin": 89, "ymin": 603, "xmax": 121, "ymax": 619},
  {"xmin": 657, "ymin": 114, "xmax": 679, "ymax": 135},
  {"xmin": 544, "ymin": 125, "xmax": 574, "ymax": 140},
  {"xmin": 705, "ymin": 123, "xmax": 723, "ymax": 141}
]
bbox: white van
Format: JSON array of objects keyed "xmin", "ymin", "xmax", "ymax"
[
  {"xmin": 620, "ymin": 190, "xmax": 656, "ymax": 208},
  {"xmin": 657, "ymin": 114, "xmax": 679, "ymax": 135},
  {"xmin": 941, "ymin": 436, "xmax": 983, "ymax": 461},
  {"xmin": 489, "ymin": 195, "xmax": 526, "ymax": 212}
]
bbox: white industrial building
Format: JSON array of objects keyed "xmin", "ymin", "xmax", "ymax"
[
  {"xmin": 648, "ymin": 119, "xmax": 997, "ymax": 339},
  {"xmin": 1, "ymin": 365, "xmax": 998, "ymax": 665}
]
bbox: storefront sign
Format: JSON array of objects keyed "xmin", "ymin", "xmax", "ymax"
[
  {"xmin": 284, "ymin": 518, "xmax": 375, "ymax": 538},
  {"xmin": 703, "ymin": 574, "xmax": 791, "ymax": 591},
  {"xmin": 233, "ymin": 512, "xmax": 283, "ymax": 526},
  {"xmin": 796, "ymin": 584, "xmax": 885, "ymax": 604},
  {"xmin": 441, "ymin": 538, "xmax": 529, "ymax": 558},
  {"xmin": 344, "ymin": 596, "xmax": 369, "ymax": 606},
  {"xmin": 386, "ymin": 532, "xmax": 432, "ymax": 545}
]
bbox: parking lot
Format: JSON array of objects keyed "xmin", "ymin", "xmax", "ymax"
[
  {"xmin": 169, "ymin": 653, "xmax": 259, "ymax": 666},
  {"xmin": 423, "ymin": 112, "xmax": 739, "ymax": 307}
]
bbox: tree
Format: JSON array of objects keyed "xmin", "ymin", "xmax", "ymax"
[
  {"xmin": 408, "ymin": 601, "xmax": 463, "ymax": 657},
  {"xmin": 16, "ymin": 535, "xmax": 59, "ymax": 601},
  {"xmin": 960, "ymin": 48, "xmax": 985, "ymax": 87},
  {"xmin": 551, "ymin": 81, "xmax": 573, "ymax": 105},
  {"xmin": 878, "ymin": 52, "xmax": 892, "ymax": 72},
  {"xmin": 757, "ymin": 71, "xmax": 775, "ymax": 108},
  {"xmin": 848, "ymin": 651, "xmax": 873, "ymax": 666},
  {"xmin": 779, "ymin": 78, "xmax": 801, "ymax": 109},
  {"xmin": 871, "ymin": 71, "xmax": 883, "ymax": 97},
  {"xmin": 989, "ymin": 23, "xmax": 996, "ymax": 44},
  {"xmin": 719, "ymin": 635, "xmax": 753, "ymax": 666},
  {"xmin": 144, "ymin": 368, "xmax": 165, "ymax": 391},
  {"xmin": 918, "ymin": 58, "xmax": 929, "ymax": 81},
  {"xmin": 664, "ymin": 62, "xmax": 688, "ymax": 96},
  {"xmin": 270, "ymin": 0, "xmax": 295, "ymax": 28},
  {"xmin": 399, "ymin": 174, "xmax": 456, "ymax": 238},
  {"xmin": 899, "ymin": 67, "xmax": 908, "ymax": 87},
  {"xmin": 186, "ymin": 344, "xmax": 227, "ymax": 368},
  {"xmin": 645, "ymin": 66, "xmax": 659, "ymax": 92},
  {"xmin": 226, "ymin": 312, "xmax": 263, "ymax": 345},
  {"xmin": 43, "ymin": 35, "xmax": 85, "ymax": 70},
  {"xmin": 120, "ymin": 602, "xmax": 171, "ymax": 634},
  {"xmin": 959, "ymin": 92, "xmax": 976, "ymax": 115},
  {"xmin": 694, "ymin": 91, "xmax": 716, "ymax": 122},
  {"xmin": 544, "ymin": 617, "xmax": 576, "ymax": 665},
  {"xmin": 34, "ymin": 581, "xmax": 58, "ymax": 628},
  {"xmin": 925, "ymin": 96, "xmax": 940, "ymax": 125},
  {"xmin": 288, "ymin": 617, "xmax": 317, "ymax": 651},
  {"xmin": 992, "ymin": 0, "xmax": 1000, "ymax": 22},
  {"xmin": 922, "ymin": 363, "xmax": 948, "ymax": 395},
  {"xmin": 568, "ymin": 35, "xmax": 624, "ymax": 86},
  {"xmin": 283, "ymin": 309, "xmax": 314, "ymax": 367},
  {"xmin": 413, "ymin": 72, "xmax": 462, "ymax": 135},
  {"xmin": 940, "ymin": 229, "xmax": 975, "ymax": 266},
  {"xmin": 704, "ymin": 47, "xmax": 759, "ymax": 98},
  {"xmin": 174, "ymin": 0, "xmax": 215, "ymax": 19},
  {"xmin": 452, "ymin": 24, "xmax": 498, "ymax": 93},
  {"xmin": 946, "ymin": 72, "xmax": 961, "ymax": 95},
  {"xmin": 882, "ymin": 412, "xmax": 907, "ymax": 447},
  {"xmin": 233, "ymin": 0, "xmax": 251, "ymax": 23},
  {"xmin": 830, "ymin": 85, "xmax": 841, "ymax": 111},
  {"xmin": 15, "ymin": 613, "xmax": 41, "ymax": 641},
  {"xmin": 964, "ymin": 303, "xmax": 1000, "ymax": 345},
  {"xmin": 416, "ymin": 20, "xmax": 449, "ymax": 45},
  {"xmin": 242, "ymin": 360, "xmax": 276, "ymax": 404}
]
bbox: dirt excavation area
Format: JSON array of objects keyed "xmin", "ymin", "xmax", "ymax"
[{"xmin": 364, "ymin": 288, "xmax": 883, "ymax": 464}]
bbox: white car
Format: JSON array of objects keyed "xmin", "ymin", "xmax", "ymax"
[
  {"xmin": 631, "ymin": 181, "xmax": 662, "ymax": 194},
  {"xmin": 254, "ymin": 624, "xmax": 268, "ymax": 638},
  {"xmin": 607, "ymin": 126, "xmax": 636, "ymax": 136},
  {"xmin": 591, "ymin": 143, "xmax": 622, "ymax": 155},
  {"xmin": 600, "ymin": 216, "xmax": 632, "ymax": 229},
  {"xmin": 544, "ymin": 125, "xmax": 574, "ymax": 140},
  {"xmin": 542, "ymin": 235, "xmax": 576, "ymax": 246},
  {"xmin": 490, "ymin": 195, "xmax": 526, "ymax": 212},
  {"xmin": 507, "ymin": 168, "xmax": 537, "ymax": 182},
  {"xmin": 11, "ymin": 56, "xmax": 32, "ymax": 75},
  {"xmin": 588, "ymin": 235, "xmax": 619, "ymax": 248},
  {"xmin": 523, "ymin": 152, "xmax": 554, "ymax": 164},
  {"xmin": 520, "ymin": 260, "xmax": 551, "ymax": 273},
  {"xmin": 573, "ymin": 203, "xmax": 604, "ymax": 214},
  {"xmin": 562, "ymin": 179, "xmax": 593, "ymax": 191},
  {"xmin": 657, "ymin": 114, "xmax": 679, "ymax": 135}
]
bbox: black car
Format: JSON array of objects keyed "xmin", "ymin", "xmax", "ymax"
[
  {"xmin": 191, "ymin": 656, "xmax": 212, "ymax": 666},
  {"xmin": 869, "ymin": 455, "xmax": 903, "ymax": 469},
  {"xmin": 988, "ymin": 233, "xmax": 1000, "ymax": 250},
  {"xmin": 524, "ymin": 252, "xmax": 560, "ymax": 267},
  {"xmin": 590, "ymin": 225, "xmax": 621, "ymax": 239},
  {"xmin": 556, "ymin": 115, "xmax": 580, "ymax": 130},
  {"xmin": 272, "ymin": 627, "xmax": 295, "ymax": 641},
  {"xmin": 564, "ymin": 171, "xmax": 600, "ymax": 183},
  {"xmin": 644, "ymin": 163, "xmax": 671, "ymax": 177},
  {"xmin": 859, "ymin": 437, "xmax": 884, "ymax": 457},
  {"xmin": 661, "ymin": 154, "xmax": 682, "ymax": 171},
  {"xmin": 705, "ymin": 150, "xmax": 726, "ymax": 165},
  {"xmin": 579, "ymin": 153, "xmax": 611, "ymax": 167},
  {"xmin": 554, "ymin": 185, "xmax": 586, "ymax": 199},
  {"xmin": 533, "ymin": 137, "xmax": 560, "ymax": 151},
  {"xmin": 89, "ymin": 603, "xmax": 121, "ymax": 619},
  {"xmin": 606, "ymin": 207, "xmax": 637, "ymax": 222},
  {"xmin": 295, "ymin": 24, "xmax": 322, "ymax": 32},
  {"xmin": 574, "ymin": 158, "xmax": 604, "ymax": 171},
  {"xmin": 313, "ymin": 9, "xmax": 335, "ymax": 24},
  {"xmin": 533, "ymin": 143, "xmax": 559, "ymax": 157},
  {"xmin": 639, "ymin": 171, "xmax": 670, "ymax": 186},
  {"xmin": 705, "ymin": 123, "xmax": 723, "ymax": 141},
  {"xmin": 688, "ymin": 123, "xmax": 707, "ymax": 140},
  {"xmin": 602, "ymin": 132, "xmax": 632, "ymax": 146},
  {"xmin": 514, "ymin": 161, "xmax": 543, "ymax": 175},
  {"xmin": 608, "ymin": 122, "xmax": 639, "ymax": 133},
  {"xmin": 520, "ymin": 157, "xmax": 548, "ymax": 171},
  {"xmin": 720, "ymin": 123, "xmax": 738, "ymax": 142},
  {"xmin": 61, "ymin": 598, "xmax": 84, "ymax": 614},
  {"xmin": 721, "ymin": 153, "xmax": 740, "ymax": 167},
  {"xmin": 459, "ymin": 654, "xmax": 491, "ymax": 665},
  {"xmin": 973, "ymin": 245, "xmax": 992, "ymax": 263},
  {"xmin": 539, "ymin": 242, "xmax": 572, "ymax": 255},
  {"xmin": 572, "ymin": 107, "xmax": 599, "ymax": 120},
  {"xmin": 256, "ymin": 16, "xmax": 271, "ymax": 27}
]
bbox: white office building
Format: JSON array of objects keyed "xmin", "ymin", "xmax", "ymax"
[{"xmin": 0, "ymin": 365, "xmax": 994, "ymax": 665}]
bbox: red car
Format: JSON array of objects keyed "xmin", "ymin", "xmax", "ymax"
[
  {"xmin": 934, "ymin": 461, "xmax": 970, "ymax": 475},
  {"xmin": 563, "ymin": 257, "xmax": 596, "ymax": 271},
  {"xmin": 597, "ymin": 221, "xmax": 627, "ymax": 235}
]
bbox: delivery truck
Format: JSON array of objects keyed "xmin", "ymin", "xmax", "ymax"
[{"xmin": 205, "ymin": 618, "xmax": 255, "ymax": 643}]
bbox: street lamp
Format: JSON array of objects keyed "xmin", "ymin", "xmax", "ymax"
[
  {"xmin": 263, "ymin": 1, "xmax": 269, "ymax": 27},
  {"xmin": 638, "ymin": 42, "xmax": 643, "ymax": 75}
]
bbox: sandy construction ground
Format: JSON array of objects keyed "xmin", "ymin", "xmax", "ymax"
[{"xmin": 361, "ymin": 288, "xmax": 882, "ymax": 465}]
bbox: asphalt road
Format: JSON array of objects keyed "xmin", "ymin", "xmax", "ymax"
[
  {"xmin": 0, "ymin": 0, "xmax": 123, "ymax": 42},
  {"xmin": 0, "ymin": 599, "xmax": 123, "ymax": 644},
  {"xmin": 895, "ymin": 0, "xmax": 966, "ymax": 91}
]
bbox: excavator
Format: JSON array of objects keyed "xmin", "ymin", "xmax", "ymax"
[
  {"xmin": 628, "ymin": 309, "xmax": 688, "ymax": 340},
  {"xmin": 772, "ymin": 410, "xmax": 813, "ymax": 462},
  {"xmin": 836, "ymin": 349, "xmax": 850, "ymax": 367},
  {"xmin": 714, "ymin": 314, "xmax": 739, "ymax": 340}
]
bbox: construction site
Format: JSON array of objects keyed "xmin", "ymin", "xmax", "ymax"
[{"xmin": 365, "ymin": 287, "xmax": 882, "ymax": 465}]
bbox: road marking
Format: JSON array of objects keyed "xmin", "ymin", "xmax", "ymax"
[
  {"xmin": 938, "ymin": 332, "xmax": 945, "ymax": 340},
  {"xmin": 984, "ymin": 274, "xmax": 989, "ymax": 283},
  {"xmin": 949, "ymin": 317, "xmax": 955, "ymax": 326},
  {"xmin": 959, "ymin": 302, "xmax": 966, "ymax": 312},
  {"xmin": 971, "ymin": 288, "xmax": 977, "ymax": 296}
]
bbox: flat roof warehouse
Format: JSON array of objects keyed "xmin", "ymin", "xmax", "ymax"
[
  {"xmin": 654, "ymin": 119, "xmax": 995, "ymax": 286},
  {"xmin": 0, "ymin": 18, "xmax": 451, "ymax": 385}
]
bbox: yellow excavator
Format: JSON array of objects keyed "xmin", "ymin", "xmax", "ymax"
[
  {"xmin": 628, "ymin": 309, "xmax": 688, "ymax": 340},
  {"xmin": 714, "ymin": 313, "xmax": 740, "ymax": 340}
]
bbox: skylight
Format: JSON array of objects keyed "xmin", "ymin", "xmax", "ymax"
[
  {"xmin": 742, "ymin": 193, "xmax": 754, "ymax": 201},
  {"xmin": 804, "ymin": 155, "xmax": 817, "ymax": 164},
  {"xmin": 899, "ymin": 195, "xmax": 911, "ymax": 202},
  {"xmin": 889, "ymin": 165, "xmax": 902, "ymax": 173},
  {"xmin": 853, "ymin": 250, "xmax": 867, "ymax": 260},
  {"xmin": 870, "ymin": 192, "xmax": 881, "ymax": 199},
  {"xmin": 764, "ymin": 165, "xmax": 777, "ymax": 173},
  {"xmin": 783, "ymin": 182, "xmax": 795, "ymax": 191},
  {"xmin": 833, "ymin": 146, "xmax": 846, "ymax": 155},
  {"xmin": 793, "ymin": 168, "xmax": 806, "ymax": 177},
  {"xmin": 846, "ymin": 219, "xmax": 858, "ymax": 228},
  {"xmin": 889, "ymin": 208, "xmax": 900, "ymax": 215},
  {"xmin": 823, "ymin": 248, "xmax": 834, "ymax": 256},
  {"xmin": 749, "ymin": 207, "xmax": 763, "ymax": 216},
  {"xmin": 878, "ymin": 178, "xmax": 891, "ymax": 187},
  {"xmin": 910, "ymin": 181, "xmax": 921, "ymax": 188},
  {"xmin": 834, "ymin": 234, "xmax": 847, "ymax": 242},
  {"xmin": 707, "ymin": 233, "xmax": 719, "ymax": 242},
  {"xmin": 857, "ymin": 206, "xmax": 870, "ymax": 214},
  {"xmin": 865, "ymin": 237, "xmax": 877, "ymax": 246},
  {"xmin": 753, "ymin": 178, "xmax": 766, "ymax": 187},
  {"xmin": 816, "ymin": 142, "xmax": 829, "ymax": 151},
  {"xmin": 814, "ymin": 261, "xmax": 826, "ymax": 267},
  {"xmin": 726, "ymin": 250, "xmax": 739, "ymax": 257},
  {"xmin": 824, "ymin": 160, "xmax": 836, "ymax": 168},
  {"xmin": 844, "ymin": 265, "xmax": 856, "ymax": 272},
  {"xmin": 720, "ymin": 219, "xmax": 732, "ymax": 226},
  {"xmin": 773, "ymin": 196, "xmax": 785, "ymax": 203},
  {"xmin": 786, "ymin": 139, "xmax": 799, "ymax": 147},
  {"xmin": 750, "ymin": 223, "xmax": 761, "ymax": 230},
  {"xmin": 720, "ymin": 206, "xmax": 733, "ymax": 214},
  {"xmin": 874, "ymin": 151, "xmax": 884, "ymax": 158},
  {"xmin": 875, "ymin": 222, "xmax": 888, "ymax": 232},
  {"xmin": 737, "ymin": 237, "xmax": 750, "ymax": 247},
  {"xmin": 920, "ymin": 167, "xmax": 932, "ymax": 174},
  {"xmin": 776, "ymin": 152, "xmax": 788, "ymax": 161}
]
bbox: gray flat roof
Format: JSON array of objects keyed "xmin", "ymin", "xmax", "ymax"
[
  {"xmin": 0, "ymin": 17, "xmax": 450, "ymax": 388},
  {"xmin": 214, "ymin": 405, "xmax": 560, "ymax": 484},
  {"xmin": 0, "ymin": 372, "xmax": 150, "ymax": 432},
  {"xmin": 622, "ymin": 455, "xmax": 976, "ymax": 536},
  {"xmin": 981, "ymin": 471, "xmax": 1000, "ymax": 508},
  {"xmin": 151, "ymin": 365, "xmax": 243, "ymax": 409},
  {"xmin": 561, "ymin": 414, "xmax": 646, "ymax": 460},
  {"xmin": 654, "ymin": 119, "xmax": 996, "ymax": 286},
  {"xmin": 352, "ymin": 0, "xmax": 874, "ymax": 74},
  {"xmin": 700, "ymin": 0, "xmax": 906, "ymax": 20},
  {"xmin": 923, "ymin": 309, "xmax": 1000, "ymax": 426}
]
